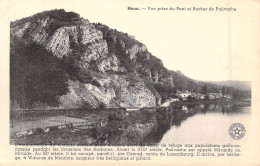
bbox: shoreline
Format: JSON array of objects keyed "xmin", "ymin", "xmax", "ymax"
[
  {"xmin": 160, "ymin": 98, "xmax": 251, "ymax": 109},
  {"xmin": 172, "ymin": 98, "xmax": 251, "ymax": 107},
  {"xmin": 10, "ymin": 98, "xmax": 251, "ymax": 145}
]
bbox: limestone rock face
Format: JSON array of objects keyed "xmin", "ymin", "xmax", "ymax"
[
  {"xmin": 82, "ymin": 41, "xmax": 108, "ymax": 63},
  {"xmin": 119, "ymin": 85, "xmax": 156, "ymax": 107},
  {"xmin": 46, "ymin": 24, "xmax": 107, "ymax": 59},
  {"xmin": 11, "ymin": 22, "xmax": 31, "ymax": 38},
  {"xmin": 10, "ymin": 10, "xmax": 164, "ymax": 109},
  {"xmin": 31, "ymin": 17, "xmax": 50, "ymax": 44},
  {"xmin": 47, "ymin": 27, "xmax": 73, "ymax": 58},
  {"xmin": 59, "ymin": 75, "xmax": 158, "ymax": 109},
  {"xmin": 59, "ymin": 80, "xmax": 116, "ymax": 109},
  {"xmin": 11, "ymin": 16, "xmax": 108, "ymax": 62},
  {"xmin": 79, "ymin": 24, "xmax": 103, "ymax": 44},
  {"xmin": 111, "ymin": 75, "xmax": 157, "ymax": 108},
  {"xmin": 97, "ymin": 54, "xmax": 120, "ymax": 72}
]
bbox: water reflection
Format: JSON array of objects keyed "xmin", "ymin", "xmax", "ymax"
[
  {"xmin": 142, "ymin": 104, "xmax": 250, "ymax": 145},
  {"xmin": 11, "ymin": 103, "xmax": 251, "ymax": 145},
  {"xmin": 175, "ymin": 103, "xmax": 250, "ymax": 115},
  {"xmin": 195, "ymin": 104, "xmax": 249, "ymax": 114}
]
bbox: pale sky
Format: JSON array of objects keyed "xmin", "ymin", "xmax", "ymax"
[{"xmin": 2, "ymin": 0, "xmax": 260, "ymax": 81}]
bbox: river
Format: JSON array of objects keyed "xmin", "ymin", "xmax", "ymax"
[
  {"xmin": 10, "ymin": 103, "xmax": 251, "ymax": 145},
  {"xmin": 156, "ymin": 104, "xmax": 251, "ymax": 144}
]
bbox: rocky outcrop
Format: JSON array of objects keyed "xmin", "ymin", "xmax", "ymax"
[
  {"xmin": 11, "ymin": 22, "xmax": 31, "ymax": 38},
  {"xmin": 79, "ymin": 22, "xmax": 103, "ymax": 44},
  {"xmin": 59, "ymin": 80, "xmax": 116, "ymax": 108},
  {"xmin": 11, "ymin": 15, "xmax": 108, "ymax": 62},
  {"xmin": 82, "ymin": 41, "xmax": 108, "ymax": 62},
  {"xmin": 47, "ymin": 27, "xmax": 72, "ymax": 58},
  {"xmin": 46, "ymin": 24, "xmax": 107, "ymax": 59},
  {"xmin": 59, "ymin": 74, "xmax": 158, "ymax": 108},
  {"xmin": 10, "ymin": 10, "xmax": 164, "ymax": 109},
  {"xmin": 97, "ymin": 54, "xmax": 120, "ymax": 72},
  {"xmin": 110, "ymin": 75, "xmax": 157, "ymax": 108}
]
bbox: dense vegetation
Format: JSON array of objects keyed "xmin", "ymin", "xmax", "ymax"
[
  {"xmin": 11, "ymin": 9, "xmax": 82, "ymax": 38},
  {"xmin": 10, "ymin": 37, "xmax": 69, "ymax": 108},
  {"xmin": 11, "ymin": 9, "xmax": 80, "ymax": 28},
  {"xmin": 10, "ymin": 37, "xmax": 104, "ymax": 108}
]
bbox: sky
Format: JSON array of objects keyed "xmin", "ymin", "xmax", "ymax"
[{"xmin": 2, "ymin": 0, "xmax": 260, "ymax": 81}]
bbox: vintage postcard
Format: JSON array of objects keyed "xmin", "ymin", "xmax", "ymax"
[{"xmin": 0, "ymin": 0, "xmax": 260, "ymax": 165}]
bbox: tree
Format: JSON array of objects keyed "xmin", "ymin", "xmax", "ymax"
[
  {"xmin": 187, "ymin": 95, "xmax": 192, "ymax": 101},
  {"xmin": 204, "ymin": 95, "xmax": 209, "ymax": 100},
  {"xmin": 10, "ymin": 37, "xmax": 69, "ymax": 107},
  {"xmin": 221, "ymin": 86, "xmax": 226, "ymax": 95},
  {"xmin": 201, "ymin": 86, "xmax": 208, "ymax": 94},
  {"xmin": 226, "ymin": 87, "xmax": 230, "ymax": 94}
]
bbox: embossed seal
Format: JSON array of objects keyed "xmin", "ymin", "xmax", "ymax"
[{"xmin": 229, "ymin": 123, "xmax": 246, "ymax": 140}]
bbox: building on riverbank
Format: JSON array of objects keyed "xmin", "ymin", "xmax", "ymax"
[
  {"xmin": 208, "ymin": 93, "xmax": 223, "ymax": 99},
  {"xmin": 175, "ymin": 90, "xmax": 192, "ymax": 100},
  {"xmin": 195, "ymin": 93, "xmax": 206, "ymax": 100}
]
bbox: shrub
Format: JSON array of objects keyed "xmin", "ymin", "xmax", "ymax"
[
  {"xmin": 91, "ymin": 79, "xmax": 101, "ymax": 87},
  {"xmin": 205, "ymin": 95, "xmax": 209, "ymax": 100},
  {"xmin": 81, "ymin": 101, "xmax": 92, "ymax": 109},
  {"xmin": 187, "ymin": 95, "xmax": 192, "ymax": 101},
  {"xmin": 98, "ymin": 103, "xmax": 106, "ymax": 109},
  {"xmin": 107, "ymin": 111, "xmax": 124, "ymax": 122}
]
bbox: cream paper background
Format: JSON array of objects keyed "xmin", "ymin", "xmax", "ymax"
[{"xmin": 0, "ymin": 0, "xmax": 260, "ymax": 165}]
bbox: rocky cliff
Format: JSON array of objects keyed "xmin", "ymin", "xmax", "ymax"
[
  {"xmin": 10, "ymin": 9, "xmax": 227, "ymax": 110},
  {"xmin": 10, "ymin": 9, "xmax": 164, "ymax": 109}
]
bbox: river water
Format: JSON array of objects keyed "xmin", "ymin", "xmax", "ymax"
[
  {"xmin": 10, "ymin": 103, "xmax": 251, "ymax": 146},
  {"xmin": 157, "ymin": 104, "xmax": 251, "ymax": 144}
]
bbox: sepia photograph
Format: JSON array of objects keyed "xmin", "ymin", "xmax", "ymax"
[{"xmin": 9, "ymin": 8, "xmax": 252, "ymax": 146}]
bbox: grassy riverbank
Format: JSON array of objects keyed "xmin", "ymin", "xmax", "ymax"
[{"xmin": 10, "ymin": 107, "xmax": 159, "ymax": 145}]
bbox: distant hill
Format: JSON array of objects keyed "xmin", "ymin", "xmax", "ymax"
[{"xmin": 206, "ymin": 81, "xmax": 251, "ymax": 91}]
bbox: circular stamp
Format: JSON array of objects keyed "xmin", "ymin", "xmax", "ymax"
[{"xmin": 229, "ymin": 123, "xmax": 246, "ymax": 140}]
